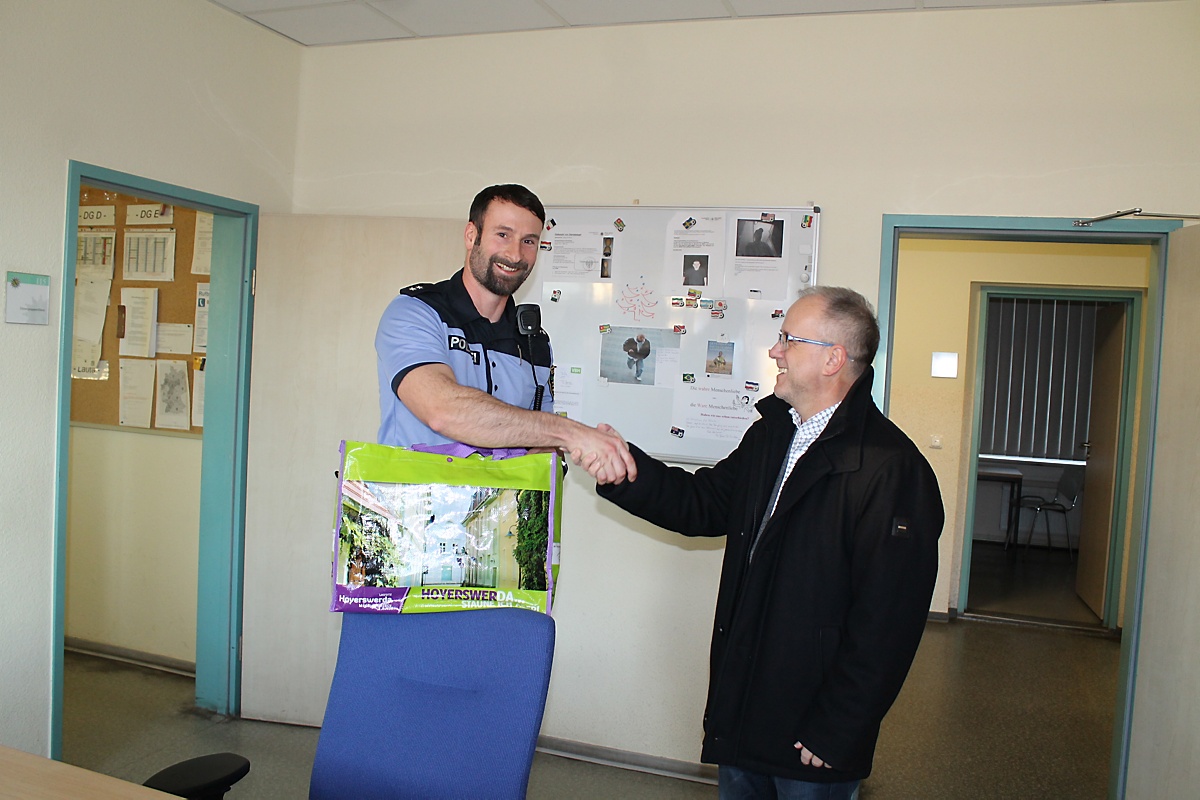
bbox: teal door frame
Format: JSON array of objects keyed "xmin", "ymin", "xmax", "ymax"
[
  {"xmin": 961, "ymin": 285, "xmax": 1141, "ymax": 629},
  {"xmin": 876, "ymin": 213, "xmax": 1182, "ymax": 800},
  {"xmin": 52, "ymin": 162, "xmax": 257, "ymax": 756}
]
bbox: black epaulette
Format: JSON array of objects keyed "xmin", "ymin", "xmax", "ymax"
[{"xmin": 399, "ymin": 282, "xmax": 436, "ymax": 297}]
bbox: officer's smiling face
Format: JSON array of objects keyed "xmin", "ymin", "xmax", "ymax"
[{"xmin": 466, "ymin": 200, "xmax": 541, "ymax": 297}]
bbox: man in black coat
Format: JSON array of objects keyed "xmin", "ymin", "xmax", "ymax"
[{"xmin": 594, "ymin": 286, "xmax": 942, "ymax": 799}]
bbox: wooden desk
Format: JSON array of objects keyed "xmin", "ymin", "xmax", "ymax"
[
  {"xmin": 0, "ymin": 745, "xmax": 173, "ymax": 800},
  {"xmin": 977, "ymin": 465, "xmax": 1023, "ymax": 547}
]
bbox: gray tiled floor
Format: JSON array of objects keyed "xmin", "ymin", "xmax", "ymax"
[
  {"xmin": 967, "ymin": 540, "xmax": 1103, "ymax": 626},
  {"xmin": 64, "ymin": 617, "xmax": 1120, "ymax": 799}
]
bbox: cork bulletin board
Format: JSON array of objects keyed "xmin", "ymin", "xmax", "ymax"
[{"xmin": 71, "ymin": 186, "xmax": 207, "ymax": 434}]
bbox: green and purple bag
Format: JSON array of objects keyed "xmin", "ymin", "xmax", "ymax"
[{"xmin": 331, "ymin": 441, "xmax": 562, "ymax": 615}]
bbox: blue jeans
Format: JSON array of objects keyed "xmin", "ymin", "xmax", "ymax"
[{"xmin": 719, "ymin": 766, "xmax": 861, "ymax": 800}]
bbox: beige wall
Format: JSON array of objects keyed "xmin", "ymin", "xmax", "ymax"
[
  {"xmin": 890, "ymin": 238, "xmax": 1153, "ymax": 613},
  {"xmin": 0, "ymin": 0, "xmax": 300, "ymax": 754},
  {"xmin": 66, "ymin": 428, "xmax": 201, "ymax": 663}
]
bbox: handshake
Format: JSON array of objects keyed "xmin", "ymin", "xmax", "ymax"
[{"xmin": 565, "ymin": 422, "xmax": 637, "ymax": 485}]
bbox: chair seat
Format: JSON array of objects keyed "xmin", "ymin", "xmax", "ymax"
[{"xmin": 143, "ymin": 752, "xmax": 250, "ymax": 799}]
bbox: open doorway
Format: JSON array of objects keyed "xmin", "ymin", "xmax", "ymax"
[
  {"xmin": 878, "ymin": 214, "xmax": 1184, "ymax": 796},
  {"xmin": 965, "ymin": 293, "xmax": 1138, "ymax": 630},
  {"xmin": 52, "ymin": 162, "xmax": 257, "ymax": 757}
]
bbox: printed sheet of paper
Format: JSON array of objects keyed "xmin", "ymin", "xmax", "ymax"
[
  {"xmin": 665, "ymin": 212, "xmax": 726, "ymax": 292},
  {"xmin": 76, "ymin": 231, "xmax": 117, "ymax": 280},
  {"xmin": 192, "ymin": 366, "xmax": 205, "ymax": 428},
  {"xmin": 551, "ymin": 365, "xmax": 584, "ymax": 420},
  {"xmin": 726, "ymin": 214, "xmax": 792, "ymax": 301},
  {"xmin": 71, "ymin": 352, "xmax": 109, "ymax": 381},
  {"xmin": 123, "ymin": 229, "xmax": 176, "ymax": 281},
  {"xmin": 156, "ymin": 323, "xmax": 194, "ymax": 355},
  {"xmin": 154, "ymin": 359, "xmax": 191, "ymax": 430},
  {"xmin": 671, "ymin": 383, "xmax": 758, "ymax": 442},
  {"xmin": 72, "ymin": 339, "xmax": 103, "ymax": 373},
  {"xmin": 193, "ymin": 283, "xmax": 209, "ymax": 352},
  {"xmin": 119, "ymin": 287, "xmax": 157, "ymax": 357},
  {"xmin": 73, "ymin": 279, "xmax": 111, "ymax": 345},
  {"xmin": 118, "ymin": 358, "xmax": 155, "ymax": 428},
  {"xmin": 192, "ymin": 211, "xmax": 213, "ymax": 275},
  {"xmin": 545, "ymin": 225, "xmax": 615, "ymax": 281}
]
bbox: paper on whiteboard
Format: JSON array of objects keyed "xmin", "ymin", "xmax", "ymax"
[
  {"xmin": 672, "ymin": 383, "xmax": 758, "ymax": 442},
  {"xmin": 665, "ymin": 212, "xmax": 726, "ymax": 291},
  {"xmin": 544, "ymin": 225, "xmax": 614, "ymax": 281},
  {"xmin": 725, "ymin": 213, "xmax": 792, "ymax": 301},
  {"xmin": 552, "ymin": 365, "xmax": 584, "ymax": 421}
]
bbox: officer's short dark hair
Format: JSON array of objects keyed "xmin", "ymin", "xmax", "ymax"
[{"xmin": 469, "ymin": 184, "xmax": 546, "ymax": 231}]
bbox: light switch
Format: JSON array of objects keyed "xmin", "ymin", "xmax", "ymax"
[{"xmin": 931, "ymin": 352, "xmax": 958, "ymax": 379}]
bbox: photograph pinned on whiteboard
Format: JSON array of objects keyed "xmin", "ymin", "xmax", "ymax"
[
  {"xmin": 597, "ymin": 326, "xmax": 681, "ymax": 386},
  {"xmin": 705, "ymin": 340, "xmax": 735, "ymax": 377},
  {"xmin": 682, "ymin": 254, "xmax": 709, "ymax": 286},
  {"xmin": 601, "ymin": 258, "xmax": 612, "ymax": 279},
  {"xmin": 735, "ymin": 218, "xmax": 783, "ymax": 258}
]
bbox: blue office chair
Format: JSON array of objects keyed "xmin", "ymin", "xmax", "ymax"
[{"xmin": 309, "ymin": 608, "xmax": 556, "ymax": 800}]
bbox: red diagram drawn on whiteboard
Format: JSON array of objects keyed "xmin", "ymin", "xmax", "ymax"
[{"xmin": 616, "ymin": 279, "xmax": 659, "ymax": 322}]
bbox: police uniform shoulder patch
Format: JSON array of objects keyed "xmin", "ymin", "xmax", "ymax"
[{"xmin": 447, "ymin": 333, "xmax": 481, "ymax": 364}]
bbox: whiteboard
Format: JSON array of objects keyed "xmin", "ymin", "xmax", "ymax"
[{"xmin": 514, "ymin": 205, "xmax": 821, "ymax": 464}]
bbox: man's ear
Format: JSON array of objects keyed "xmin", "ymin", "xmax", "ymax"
[
  {"xmin": 824, "ymin": 345, "xmax": 850, "ymax": 376},
  {"xmin": 464, "ymin": 221, "xmax": 479, "ymax": 250}
]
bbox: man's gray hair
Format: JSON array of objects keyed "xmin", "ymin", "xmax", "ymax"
[{"xmin": 797, "ymin": 286, "xmax": 879, "ymax": 367}]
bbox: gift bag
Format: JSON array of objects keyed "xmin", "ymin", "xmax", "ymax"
[{"xmin": 331, "ymin": 441, "xmax": 562, "ymax": 615}]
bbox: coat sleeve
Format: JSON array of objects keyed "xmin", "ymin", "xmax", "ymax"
[
  {"xmin": 796, "ymin": 449, "xmax": 944, "ymax": 769},
  {"xmin": 597, "ymin": 436, "xmax": 756, "ymax": 539}
]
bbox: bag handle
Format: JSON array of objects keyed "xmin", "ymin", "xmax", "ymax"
[{"xmin": 408, "ymin": 442, "xmax": 528, "ymax": 460}]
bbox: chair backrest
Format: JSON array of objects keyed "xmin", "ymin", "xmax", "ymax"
[
  {"xmin": 310, "ymin": 608, "xmax": 556, "ymax": 800},
  {"xmin": 1057, "ymin": 465, "xmax": 1086, "ymax": 507}
]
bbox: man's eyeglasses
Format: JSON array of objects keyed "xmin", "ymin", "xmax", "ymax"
[{"xmin": 777, "ymin": 331, "xmax": 855, "ymax": 362}]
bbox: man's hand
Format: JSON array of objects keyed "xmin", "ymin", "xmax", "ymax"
[
  {"xmin": 794, "ymin": 741, "xmax": 833, "ymax": 769},
  {"xmin": 569, "ymin": 423, "xmax": 637, "ymax": 485}
]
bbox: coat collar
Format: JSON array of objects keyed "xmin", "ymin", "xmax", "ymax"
[
  {"xmin": 755, "ymin": 366, "xmax": 876, "ymax": 453},
  {"xmin": 753, "ymin": 368, "xmax": 878, "ymax": 529}
]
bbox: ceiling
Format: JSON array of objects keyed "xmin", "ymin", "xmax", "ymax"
[{"xmin": 207, "ymin": 0, "xmax": 1137, "ymax": 47}]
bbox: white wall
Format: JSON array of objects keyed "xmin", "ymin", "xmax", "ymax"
[
  {"xmin": 0, "ymin": 0, "xmax": 300, "ymax": 755},
  {"xmin": 238, "ymin": 0, "xmax": 1200, "ymax": 768},
  {"xmin": 66, "ymin": 427, "xmax": 201, "ymax": 664},
  {"xmin": 1127, "ymin": 224, "xmax": 1200, "ymax": 798}
]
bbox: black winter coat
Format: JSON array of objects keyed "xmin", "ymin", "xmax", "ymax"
[{"xmin": 598, "ymin": 368, "xmax": 942, "ymax": 782}]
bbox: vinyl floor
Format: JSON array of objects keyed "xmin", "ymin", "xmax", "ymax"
[{"xmin": 63, "ymin": 614, "xmax": 1120, "ymax": 799}]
